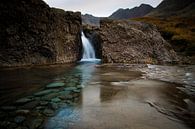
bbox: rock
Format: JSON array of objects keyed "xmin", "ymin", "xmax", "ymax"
[
  {"xmin": 98, "ymin": 19, "xmax": 179, "ymax": 64},
  {"xmin": 0, "ymin": 0, "xmax": 82, "ymax": 67},
  {"xmin": 14, "ymin": 116, "xmax": 26, "ymax": 124},
  {"xmin": 16, "ymin": 110, "xmax": 30, "ymax": 115},
  {"xmin": 48, "ymin": 102, "xmax": 58, "ymax": 110},
  {"xmin": 30, "ymin": 119, "xmax": 43, "ymax": 129},
  {"xmin": 15, "ymin": 98, "xmax": 32, "ymax": 105},
  {"xmin": 64, "ymin": 87, "xmax": 77, "ymax": 91},
  {"xmin": 73, "ymin": 89, "xmax": 81, "ymax": 93},
  {"xmin": 34, "ymin": 89, "xmax": 56, "ymax": 96},
  {"xmin": 40, "ymin": 101, "xmax": 48, "ymax": 106},
  {"xmin": 46, "ymin": 82, "xmax": 65, "ymax": 88},
  {"xmin": 22, "ymin": 100, "xmax": 39, "ymax": 109},
  {"xmin": 51, "ymin": 98, "xmax": 61, "ymax": 103},
  {"xmin": 43, "ymin": 109, "xmax": 54, "ymax": 116},
  {"xmin": 1, "ymin": 106, "xmax": 16, "ymax": 111}
]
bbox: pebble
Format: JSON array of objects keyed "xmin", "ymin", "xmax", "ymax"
[
  {"xmin": 64, "ymin": 87, "xmax": 77, "ymax": 91},
  {"xmin": 34, "ymin": 89, "xmax": 54, "ymax": 96},
  {"xmin": 46, "ymin": 82, "xmax": 65, "ymax": 88},
  {"xmin": 43, "ymin": 109, "xmax": 54, "ymax": 116},
  {"xmin": 16, "ymin": 110, "xmax": 30, "ymax": 115},
  {"xmin": 51, "ymin": 98, "xmax": 61, "ymax": 103},
  {"xmin": 15, "ymin": 98, "xmax": 32, "ymax": 104}
]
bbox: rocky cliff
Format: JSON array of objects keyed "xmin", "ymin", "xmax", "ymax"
[
  {"xmin": 0, "ymin": 0, "xmax": 82, "ymax": 67},
  {"xmin": 99, "ymin": 19, "xmax": 179, "ymax": 64}
]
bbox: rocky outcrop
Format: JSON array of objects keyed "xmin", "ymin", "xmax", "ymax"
[
  {"xmin": 99, "ymin": 19, "xmax": 179, "ymax": 64},
  {"xmin": 0, "ymin": 0, "xmax": 82, "ymax": 67}
]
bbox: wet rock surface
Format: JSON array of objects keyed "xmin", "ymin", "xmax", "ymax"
[
  {"xmin": 0, "ymin": 0, "xmax": 82, "ymax": 67},
  {"xmin": 98, "ymin": 19, "xmax": 179, "ymax": 64}
]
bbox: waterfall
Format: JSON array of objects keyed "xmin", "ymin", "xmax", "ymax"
[{"xmin": 80, "ymin": 31, "xmax": 100, "ymax": 62}]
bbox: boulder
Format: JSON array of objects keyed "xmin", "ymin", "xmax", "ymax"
[
  {"xmin": 99, "ymin": 19, "xmax": 179, "ymax": 64},
  {"xmin": 0, "ymin": 0, "xmax": 82, "ymax": 67}
]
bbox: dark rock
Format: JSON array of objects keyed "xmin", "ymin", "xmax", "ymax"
[
  {"xmin": 48, "ymin": 102, "xmax": 58, "ymax": 110},
  {"xmin": 14, "ymin": 116, "xmax": 26, "ymax": 124},
  {"xmin": 0, "ymin": 0, "xmax": 82, "ymax": 67},
  {"xmin": 46, "ymin": 82, "xmax": 65, "ymax": 88},
  {"xmin": 22, "ymin": 100, "xmax": 39, "ymax": 109},
  {"xmin": 99, "ymin": 19, "xmax": 179, "ymax": 64}
]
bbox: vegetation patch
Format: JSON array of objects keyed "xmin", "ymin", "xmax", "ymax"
[{"xmin": 133, "ymin": 17, "xmax": 195, "ymax": 57}]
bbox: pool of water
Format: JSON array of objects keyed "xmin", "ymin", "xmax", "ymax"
[{"xmin": 0, "ymin": 63, "xmax": 194, "ymax": 129}]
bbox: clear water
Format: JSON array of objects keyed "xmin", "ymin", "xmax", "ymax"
[{"xmin": 0, "ymin": 64, "xmax": 195, "ymax": 129}]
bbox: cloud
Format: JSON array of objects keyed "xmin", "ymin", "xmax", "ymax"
[{"xmin": 43, "ymin": 0, "xmax": 162, "ymax": 17}]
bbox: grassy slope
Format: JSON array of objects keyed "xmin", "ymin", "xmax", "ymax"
[{"xmin": 133, "ymin": 17, "xmax": 195, "ymax": 57}]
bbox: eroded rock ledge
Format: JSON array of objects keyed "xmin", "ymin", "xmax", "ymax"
[
  {"xmin": 0, "ymin": 0, "xmax": 82, "ymax": 67},
  {"xmin": 99, "ymin": 19, "xmax": 179, "ymax": 64}
]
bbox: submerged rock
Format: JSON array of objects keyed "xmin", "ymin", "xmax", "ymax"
[
  {"xmin": 46, "ymin": 82, "xmax": 65, "ymax": 88},
  {"xmin": 43, "ymin": 109, "xmax": 55, "ymax": 117},
  {"xmin": 34, "ymin": 89, "xmax": 56, "ymax": 96},
  {"xmin": 15, "ymin": 98, "xmax": 32, "ymax": 105}
]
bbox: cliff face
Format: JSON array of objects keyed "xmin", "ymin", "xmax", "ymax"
[
  {"xmin": 99, "ymin": 19, "xmax": 179, "ymax": 64},
  {"xmin": 0, "ymin": 0, "xmax": 82, "ymax": 67}
]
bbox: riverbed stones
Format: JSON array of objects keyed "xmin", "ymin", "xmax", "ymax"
[
  {"xmin": 22, "ymin": 100, "xmax": 39, "ymax": 109},
  {"xmin": 46, "ymin": 82, "xmax": 65, "ymax": 88}
]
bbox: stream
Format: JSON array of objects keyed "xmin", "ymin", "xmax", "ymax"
[{"xmin": 0, "ymin": 63, "xmax": 195, "ymax": 129}]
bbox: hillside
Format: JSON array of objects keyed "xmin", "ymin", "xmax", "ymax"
[
  {"xmin": 109, "ymin": 4, "xmax": 154, "ymax": 20},
  {"xmin": 82, "ymin": 14, "xmax": 102, "ymax": 26},
  {"xmin": 147, "ymin": 0, "xmax": 195, "ymax": 17}
]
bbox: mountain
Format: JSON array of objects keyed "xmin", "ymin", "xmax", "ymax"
[
  {"xmin": 82, "ymin": 14, "xmax": 101, "ymax": 26},
  {"xmin": 147, "ymin": 0, "xmax": 195, "ymax": 17},
  {"xmin": 109, "ymin": 4, "xmax": 154, "ymax": 20}
]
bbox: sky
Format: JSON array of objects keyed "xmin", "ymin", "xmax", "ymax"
[{"xmin": 43, "ymin": 0, "xmax": 163, "ymax": 17}]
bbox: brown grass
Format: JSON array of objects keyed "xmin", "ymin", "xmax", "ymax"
[{"xmin": 132, "ymin": 17, "xmax": 195, "ymax": 56}]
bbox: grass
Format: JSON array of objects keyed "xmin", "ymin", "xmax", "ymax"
[{"xmin": 132, "ymin": 17, "xmax": 195, "ymax": 56}]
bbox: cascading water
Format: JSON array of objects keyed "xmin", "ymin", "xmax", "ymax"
[{"xmin": 80, "ymin": 31, "xmax": 100, "ymax": 62}]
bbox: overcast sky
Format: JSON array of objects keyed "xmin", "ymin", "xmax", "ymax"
[{"xmin": 43, "ymin": 0, "xmax": 162, "ymax": 17}]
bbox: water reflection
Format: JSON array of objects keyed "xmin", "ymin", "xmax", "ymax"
[{"xmin": 45, "ymin": 65, "xmax": 193, "ymax": 129}]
